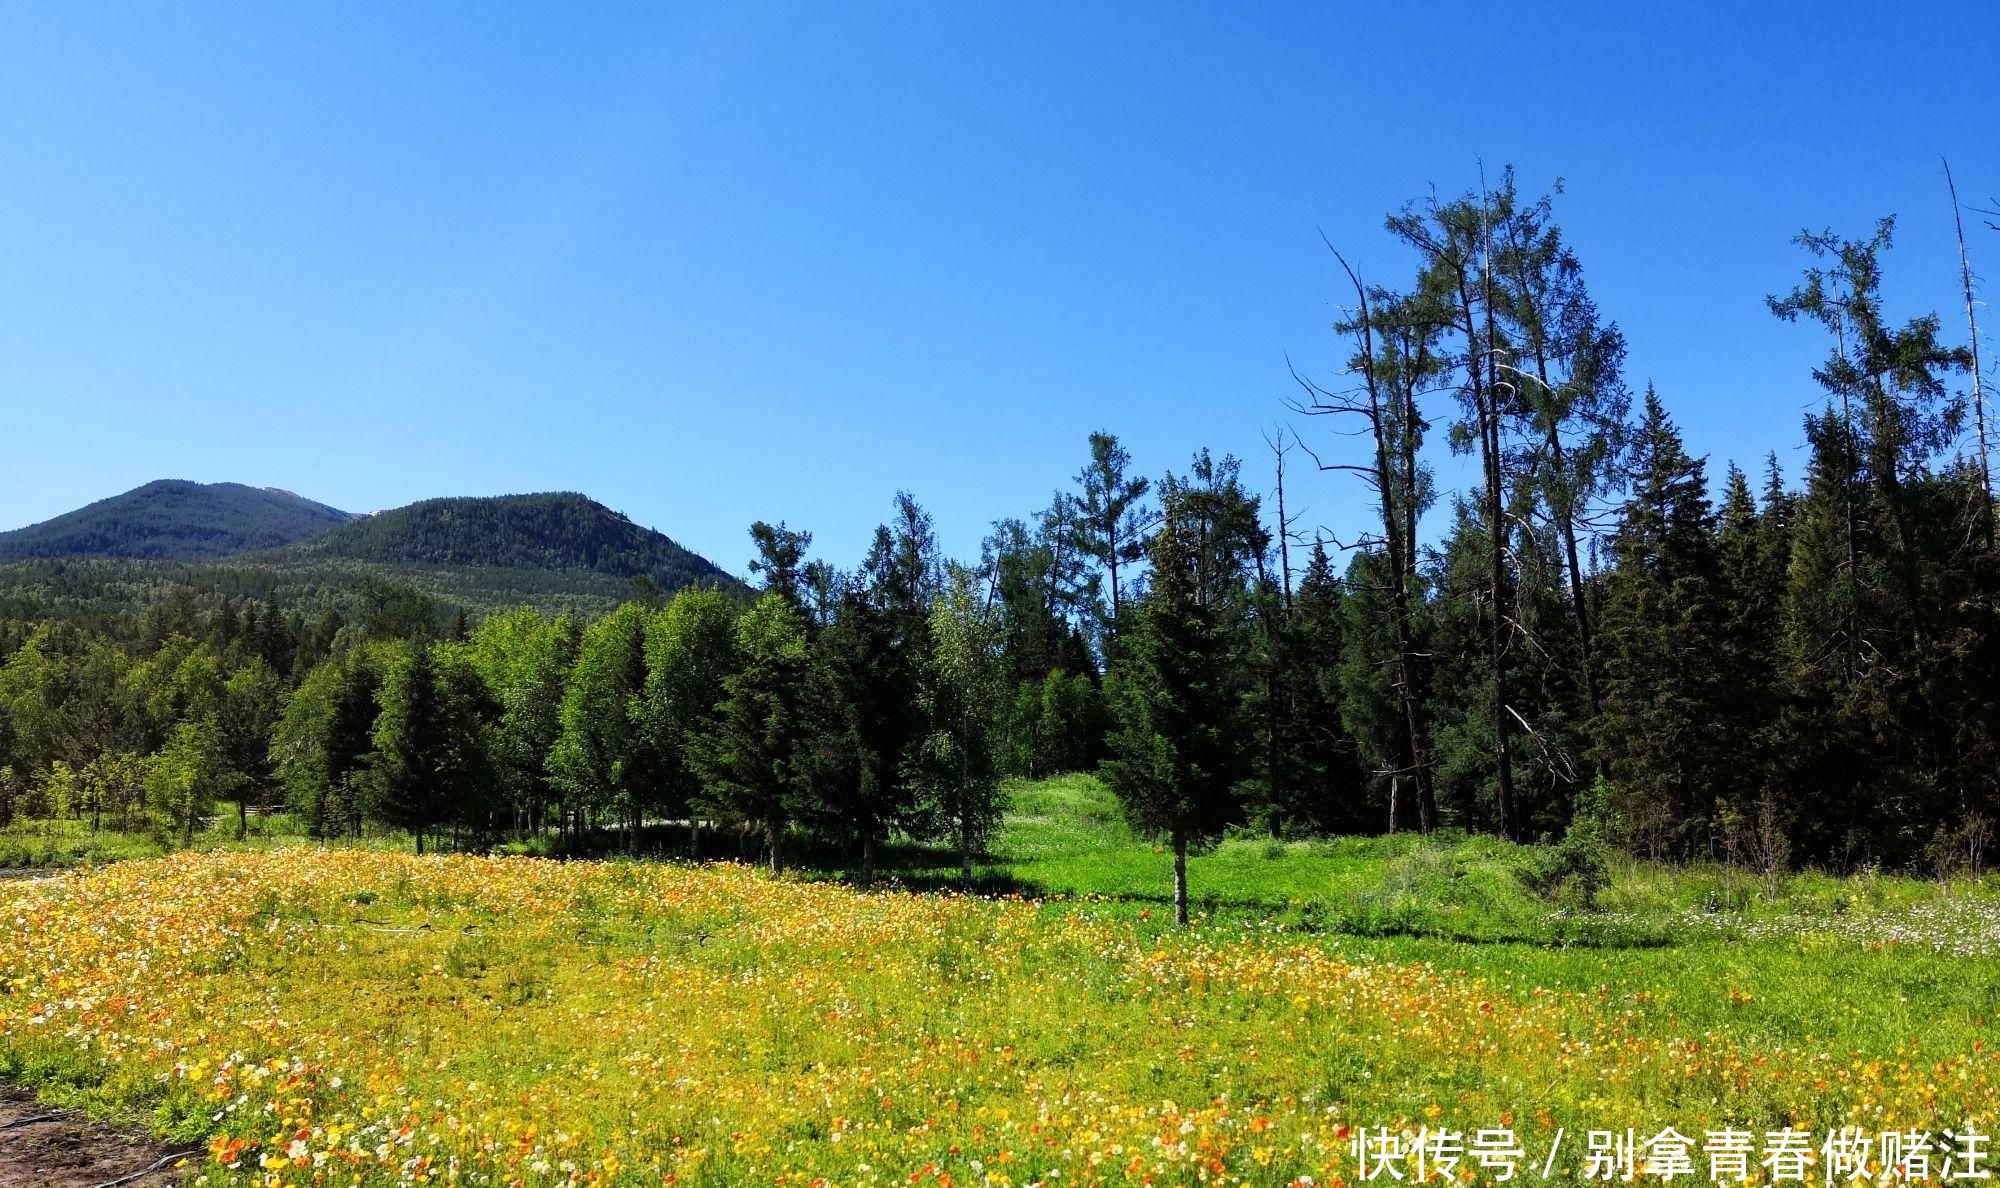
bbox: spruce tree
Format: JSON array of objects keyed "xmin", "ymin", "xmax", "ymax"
[
  {"xmin": 1101, "ymin": 479, "xmax": 1256, "ymax": 926},
  {"xmin": 692, "ymin": 592, "xmax": 812, "ymax": 873},
  {"xmin": 1271, "ymin": 542, "xmax": 1366, "ymax": 833},
  {"xmin": 367, "ymin": 644, "xmax": 462, "ymax": 853},
  {"xmin": 1592, "ymin": 388, "xmax": 1726, "ymax": 857}
]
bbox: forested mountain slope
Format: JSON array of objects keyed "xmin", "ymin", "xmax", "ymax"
[
  {"xmin": 271, "ymin": 492, "xmax": 735, "ymax": 591},
  {"xmin": 0, "ymin": 491, "xmax": 743, "ymax": 633},
  {"xmin": 0, "ymin": 480, "xmax": 354, "ymax": 561}
]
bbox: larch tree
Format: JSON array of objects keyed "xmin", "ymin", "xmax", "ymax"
[
  {"xmin": 1294, "ymin": 254, "xmax": 1441, "ymax": 830},
  {"xmin": 1071, "ymin": 431, "xmax": 1156, "ymax": 635}
]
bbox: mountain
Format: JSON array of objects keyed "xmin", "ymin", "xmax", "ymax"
[
  {"xmin": 0, "ymin": 480, "xmax": 354, "ymax": 561},
  {"xmin": 0, "ymin": 489, "xmax": 743, "ymax": 630},
  {"xmin": 268, "ymin": 492, "xmax": 741, "ymax": 598}
]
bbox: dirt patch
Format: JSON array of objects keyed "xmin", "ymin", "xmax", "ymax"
[{"xmin": 0, "ymin": 1090, "xmax": 195, "ymax": 1188}]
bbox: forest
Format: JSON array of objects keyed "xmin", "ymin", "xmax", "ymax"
[{"xmin": 4, "ymin": 169, "xmax": 1998, "ymax": 925}]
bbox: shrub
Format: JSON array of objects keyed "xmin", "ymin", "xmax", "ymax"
[{"xmin": 1528, "ymin": 778, "xmax": 1614, "ymax": 910}]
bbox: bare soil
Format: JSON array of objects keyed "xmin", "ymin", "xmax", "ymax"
[{"xmin": 0, "ymin": 1090, "xmax": 192, "ymax": 1188}]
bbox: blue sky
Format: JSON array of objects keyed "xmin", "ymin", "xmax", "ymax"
[{"xmin": 2, "ymin": 2, "xmax": 1996, "ymax": 577}]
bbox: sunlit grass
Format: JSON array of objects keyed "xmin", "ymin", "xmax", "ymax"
[
  {"xmin": 7, "ymin": 777, "xmax": 2000, "ymax": 1184},
  {"xmin": 6, "ymin": 841, "xmax": 2000, "ymax": 1187}
]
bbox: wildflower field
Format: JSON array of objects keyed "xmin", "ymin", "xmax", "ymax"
[{"xmin": 8, "ymin": 837, "xmax": 2000, "ymax": 1188}]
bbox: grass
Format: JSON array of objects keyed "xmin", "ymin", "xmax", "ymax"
[
  {"xmin": 0, "ymin": 805, "xmax": 416, "ymax": 870},
  {"xmin": 6, "ymin": 775, "xmax": 2000, "ymax": 1186},
  {"xmin": 847, "ymin": 775, "xmax": 1994, "ymax": 947}
]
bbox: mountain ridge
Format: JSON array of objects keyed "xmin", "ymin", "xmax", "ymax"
[
  {"xmin": 0, "ymin": 484, "xmax": 744, "ymax": 622},
  {"xmin": 0, "ymin": 479, "xmax": 355, "ymax": 561},
  {"xmin": 266, "ymin": 491, "xmax": 740, "ymax": 592}
]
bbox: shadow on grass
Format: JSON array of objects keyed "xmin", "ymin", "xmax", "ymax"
[
  {"xmin": 390, "ymin": 814, "xmax": 1687, "ymax": 950},
  {"xmin": 503, "ymin": 822, "xmax": 1042, "ymax": 896}
]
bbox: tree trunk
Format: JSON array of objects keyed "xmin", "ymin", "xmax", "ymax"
[
  {"xmin": 1467, "ymin": 250, "xmax": 1517, "ymax": 840},
  {"xmin": 1543, "ymin": 429, "xmax": 1601, "ymax": 721},
  {"xmin": 1946, "ymin": 159, "xmax": 1993, "ymax": 546},
  {"xmin": 766, "ymin": 814, "xmax": 782, "ymax": 875},
  {"xmin": 415, "ymin": 828, "xmax": 424, "ymax": 856},
  {"xmin": 1108, "ymin": 537, "xmax": 1122, "ymax": 626},
  {"xmin": 1172, "ymin": 829, "xmax": 1189, "ymax": 927},
  {"xmin": 1334, "ymin": 256, "xmax": 1437, "ymax": 834},
  {"xmin": 960, "ymin": 822, "xmax": 974, "ymax": 892},
  {"xmin": 860, "ymin": 834, "xmax": 876, "ymax": 886}
]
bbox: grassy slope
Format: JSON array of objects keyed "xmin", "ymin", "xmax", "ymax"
[{"xmin": 882, "ymin": 774, "xmax": 2000, "ymax": 1057}]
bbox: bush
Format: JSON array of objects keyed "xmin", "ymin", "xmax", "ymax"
[{"xmin": 1528, "ymin": 778, "xmax": 1614, "ymax": 909}]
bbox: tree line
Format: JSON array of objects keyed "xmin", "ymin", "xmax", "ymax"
[{"xmin": 2, "ymin": 168, "xmax": 1997, "ymax": 922}]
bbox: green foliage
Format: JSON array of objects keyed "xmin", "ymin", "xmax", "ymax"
[
  {"xmin": 1591, "ymin": 389, "xmax": 1730, "ymax": 856},
  {"xmin": 1102, "ymin": 460, "xmax": 1263, "ymax": 921},
  {"xmin": 1, "ymin": 185, "xmax": 1999, "ymax": 888},
  {"xmin": 283, "ymin": 493, "xmax": 737, "ymax": 596},
  {"xmin": 1526, "ymin": 776, "xmax": 1615, "ymax": 909},
  {"xmin": 364, "ymin": 643, "xmax": 495, "ymax": 852},
  {"xmin": 462, "ymin": 606, "xmax": 581, "ymax": 833},
  {"xmin": 915, "ymin": 564, "xmax": 1008, "ymax": 884},
  {"xmin": 549, "ymin": 603, "xmax": 658, "ymax": 843},
  {"xmin": 274, "ymin": 647, "xmax": 383, "ymax": 838},
  {"xmin": 691, "ymin": 592, "xmax": 812, "ymax": 871},
  {"xmin": 148, "ymin": 718, "xmax": 228, "ymax": 846},
  {"xmin": 1003, "ymin": 669, "xmax": 1103, "ymax": 778}
]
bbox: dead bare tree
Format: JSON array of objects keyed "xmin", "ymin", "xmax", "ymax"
[
  {"xmin": 1945, "ymin": 157, "xmax": 1993, "ymax": 544},
  {"xmin": 1289, "ymin": 248, "xmax": 1439, "ymax": 833},
  {"xmin": 1265, "ymin": 425, "xmax": 1314, "ymax": 605}
]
